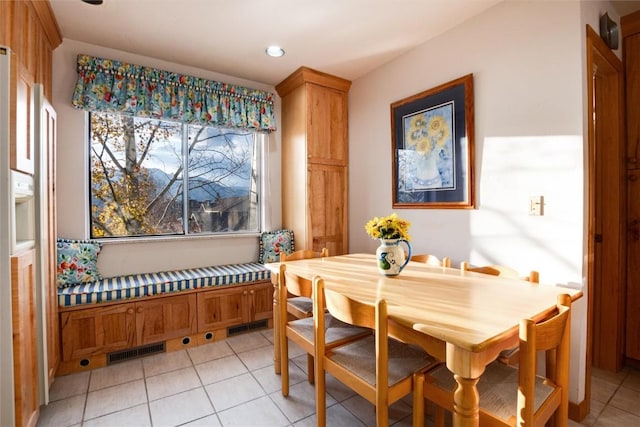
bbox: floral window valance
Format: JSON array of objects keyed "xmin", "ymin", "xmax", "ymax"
[{"xmin": 71, "ymin": 54, "xmax": 276, "ymax": 132}]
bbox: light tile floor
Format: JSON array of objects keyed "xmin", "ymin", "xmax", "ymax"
[{"xmin": 37, "ymin": 329, "xmax": 640, "ymax": 427}]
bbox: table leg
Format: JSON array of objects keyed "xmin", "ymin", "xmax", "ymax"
[
  {"xmin": 446, "ymin": 343, "xmax": 485, "ymax": 427},
  {"xmin": 272, "ymin": 278, "xmax": 281, "ymax": 374},
  {"xmin": 452, "ymin": 375, "xmax": 479, "ymax": 426}
]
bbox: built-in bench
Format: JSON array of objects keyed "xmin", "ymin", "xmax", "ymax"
[
  {"xmin": 58, "ymin": 262, "xmax": 271, "ymax": 307},
  {"xmin": 57, "ymin": 262, "xmax": 274, "ymax": 375}
]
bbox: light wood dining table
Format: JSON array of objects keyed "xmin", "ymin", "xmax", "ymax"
[{"xmin": 265, "ymin": 253, "xmax": 582, "ymax": 427}]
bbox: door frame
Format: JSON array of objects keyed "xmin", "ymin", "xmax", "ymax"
[{"xmin": 583, "ymin": 24, "xmax": 626, "ymax": 418}]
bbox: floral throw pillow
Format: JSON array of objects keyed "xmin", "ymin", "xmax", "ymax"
[
  {"xmin": 56, "ymin": 238, "xmax": 103, "ymax": 288},
  {"xmin": 258, "ymin": 229, "xmax": 295, "ymax": 264}
]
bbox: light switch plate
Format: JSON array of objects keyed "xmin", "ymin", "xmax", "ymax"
[{"xmin": 529, "ymin": 195, "xmax": 544, "ymax": 216}]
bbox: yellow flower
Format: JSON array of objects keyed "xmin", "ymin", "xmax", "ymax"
[
  {"xmin": 364, "ymin": 213, "xmax": 411, "ymax": 240},
  {"xmin": 427, "ymin": 115, "xmax": 450, "ymax": 147},
  {"xmin": 427, "ymin": 115, "xmax": 445, "ymax": 136},
  {"xmin": 406, "ymin": 115, "xmax": 428, "ymax": 148},
  {"xmin": 415, "ymin": 138, "xmax": 432, "ymax": 156}
]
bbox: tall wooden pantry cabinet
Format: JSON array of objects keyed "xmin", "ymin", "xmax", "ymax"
[
  {"xmin": 276, "ymin": 67, "xmax": 351, "ymax": 255},
  {"xmin": 0, "ymin": 1, "xmax": 61, "ymax": 426}
]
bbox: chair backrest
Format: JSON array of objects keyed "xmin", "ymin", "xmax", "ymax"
[
  {"xmin": 279, "ymin": 263, "xmax": 313, "ymax": 299},
  {"xmin": 411, "ymin": 254, "xmax": 452, "ymax": 268},
  {"xmin": 312, "ymin": 276, "xmax": 391, "ymax": 422},
  {"xmin": 316, "ymin": 278, "xmax": 378, "ymax": 331},
  {"xmin": 460, "ymin": 261, "xmax": 539, "ymax": 283},
  {"xmin": 279, "ymin": 248, "xmax": 327, "ymax": 298},
  {"xmin": 518, "ymin": 293, "xmax": 571, "ymax": 424},
  {"xmin": 280, "ymin": 248, "xmax": 329, "ymax": 262}
]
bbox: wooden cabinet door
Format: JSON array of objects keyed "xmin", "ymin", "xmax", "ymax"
[
  {"xmin": 60, "ymin": 305, "xmax": 136, "ymax": 361},
  {"xmin": 247, "ymin": 282, "xmax": 273, "ymax": 322},
  {"xmin": 37, "ymin": 92, "xmax": 59, "ymax": 386},
  {"xmin": 197, "ymin": 286, "xmax": 247, "ymax": 331},
  {"xmin": 11, "ymin": 60, "xmax": 35, "ymax": 174},
  {"xmin": 627, "ymin": 170, "xmax": 640, "ymax": 360},
  {"xmin": 307, "ymin": 84, "xmax": 348, "ymax": 166},
  {"xmin": 135, "ymin": 294, "xmax": 197, "ymax": 345},
  {"xmin": 11, "ymin": 249, "xmax": 38, "ymax": 427},
  {"xmin": 308, "ymin": 164, "xmax": 348, "ymax": 255}
]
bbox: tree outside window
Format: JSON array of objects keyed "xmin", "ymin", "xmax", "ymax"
[{"xmin": 89, "ymin": 112, "xmax": 261, "ymax": 238}]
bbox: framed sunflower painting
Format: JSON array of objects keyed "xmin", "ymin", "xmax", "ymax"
[{"xmin": 390, "ymin": 74, "xmax": 475, "ymax": 209}]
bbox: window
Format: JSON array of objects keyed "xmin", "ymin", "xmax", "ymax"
[{"xmin": 89, "ymin": 112, "xmax": 262, "ymax": 238}]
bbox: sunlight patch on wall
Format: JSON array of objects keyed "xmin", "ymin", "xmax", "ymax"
[{"xmin": 469, "ymin": 135, "xmax": 583, "ymax": 285}]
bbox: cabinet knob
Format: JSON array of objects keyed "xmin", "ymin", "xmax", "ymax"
[
  {"xmin": 243, "ymin": 290, "xmax": 248, "ymax": 295},
  {"xmin": 137, "ymin": 307, "xmax": 143, "ymax": 314},
  {"xmin": 127, "ymin": 308, "xmax": 134, "ymax": 315},
  {"xmin": 250, "ymin": 290, "xmax": 255, "ymax": 295}
]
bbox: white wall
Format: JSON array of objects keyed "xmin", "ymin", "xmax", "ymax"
[
  {"xmin": 348, "ymin": 0, "xmax": 622, "ymax": 405},
  {"xmin": 52, "ymin": 40, "xmax": 282, "ymax": 277}
]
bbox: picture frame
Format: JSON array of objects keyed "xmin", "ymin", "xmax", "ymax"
[{"xmin": 390, "ymin": 74, "xmax": 475, "ymax": 209}]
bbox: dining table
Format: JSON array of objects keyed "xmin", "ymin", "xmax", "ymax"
[{"xmin": 265, "ymin": 253, "xmax": 582, "ymax": 427}]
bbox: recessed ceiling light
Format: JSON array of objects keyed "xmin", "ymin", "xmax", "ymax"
[
  {"xmin": 265, "ymin": 46, "xmax": 285, "ymax": 58},
  {"xmin": 82, "ymin": 0, "xmax": 103, "ymax": 5}
]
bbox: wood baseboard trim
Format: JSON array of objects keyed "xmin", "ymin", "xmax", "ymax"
[
  {"xmin": 56, "ymin": 355, "xmax": 108, "ymax": 377},
  {"xmin": 569, "ymin": 398, "xmax": 590, "ymax": 422}
]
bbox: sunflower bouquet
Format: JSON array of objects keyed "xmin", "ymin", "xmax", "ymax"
[{"xmin": 364, "ymin": 213, "xmax": 411, "ymax": 241}]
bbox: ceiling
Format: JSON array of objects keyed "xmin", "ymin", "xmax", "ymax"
[{"xmin": 50, "ymin": 0, "xmax": 640, "ymax": 86}]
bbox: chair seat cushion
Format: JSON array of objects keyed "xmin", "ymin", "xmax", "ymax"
[
  {"xmin": 287, "ymin": 296, "xmax": 313, "ymax": 317},
  {"xmin": 428, "ymin": 360, "xmax": 554, "ymax": 420},
  {"xmin": 287, "ymin": 314, "xmax": 370, "ymax": 345},
  {"xmin": 329, "ymin": 336, "xmax": 438, "ymax": 386}
]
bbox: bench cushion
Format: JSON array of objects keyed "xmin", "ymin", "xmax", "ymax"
[{"xmin": 58, "ymin": 262, "xmax": 271, "ymax": 308}]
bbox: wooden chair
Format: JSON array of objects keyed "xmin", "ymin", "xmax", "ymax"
[
  {"xmin": 411, "ymin": 253, "xmax": 452, "ymax": 267},
  {"xmin": 460, "ymin": 261, "xmax": 539, "ymax": 283},
  {"xmin": 280, "ymin": 248, "xmax": 329, "ymax": 319},
  {"xmin": 313, "ymin": 276, "xmax": 440, "ymax": 426},
  {"xmin": 420, "ymin": 293, "xmax": 572, "ymax": 427},
  {"xmin": 460, "ymin": 261, "xmax": 540, "ymax": 365},
  {"xmin": 278, "ymin": 264, "xmax": 369, "ymax": 396}
]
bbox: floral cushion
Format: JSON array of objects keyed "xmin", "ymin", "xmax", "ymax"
[
  {"xmin": 258, "ymin": 229, "xmax": 294, "ymax": 264},
  {"xmin": 56, "ymin": 238, "xmax": 103, "ymax": 288}
]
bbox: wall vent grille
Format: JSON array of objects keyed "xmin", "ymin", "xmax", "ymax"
[
  {"xmin": 227, "ymin": 320, "xmax": 268, "ymax": 336},
  {"xmin": 107, "ymin": 342, "xmax": 165, "ymax": 364}
]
